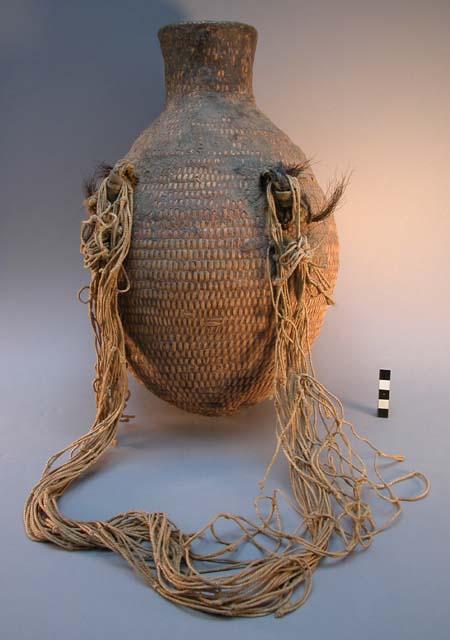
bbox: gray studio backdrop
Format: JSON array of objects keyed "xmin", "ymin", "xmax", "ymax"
[{"xmin": 1, "ymin": 1, "xmax": 449, "ymax": 639}]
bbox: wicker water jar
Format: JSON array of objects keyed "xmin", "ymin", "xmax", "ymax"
[{"xmin": 120, "ymin": 21, "xmax": 339, "ymax": 416}]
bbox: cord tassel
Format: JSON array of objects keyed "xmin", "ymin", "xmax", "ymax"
[{"xmin": 23, "ymin": 165, "xmax": 429, "ymax": 617}]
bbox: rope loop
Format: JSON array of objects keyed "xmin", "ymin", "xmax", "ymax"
[{"xmin": 23, "ymin": 160, "xmax": 429, "ymax": 618}]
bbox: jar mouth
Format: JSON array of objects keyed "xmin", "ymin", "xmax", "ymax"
[{"xmin": 158, "ymin": 20, "xmax": 257, "ymax": 40}]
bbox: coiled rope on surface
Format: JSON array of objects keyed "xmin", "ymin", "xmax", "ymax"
[{"xmin": 23, "ymin": 162, "xmax": 429, "ymax": 617}]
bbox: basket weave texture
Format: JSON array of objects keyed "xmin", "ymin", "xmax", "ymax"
[{"xmin": 120, "ymin": 21, "xmax": 339, "ymax": 415}]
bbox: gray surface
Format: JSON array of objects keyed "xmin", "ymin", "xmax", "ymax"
[{"xmin": 1, "ymin": 1, "xmax": 449, "ymax": 639}]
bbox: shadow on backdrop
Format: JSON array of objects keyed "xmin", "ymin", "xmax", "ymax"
[{"xmin": 1, "ymin": 0, "xmax": 185, "ymax": 289}]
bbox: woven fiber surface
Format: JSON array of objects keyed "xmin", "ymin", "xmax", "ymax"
[{"xmin": 120, "ymin": 22, "xmax": 339, "ymax": 415}]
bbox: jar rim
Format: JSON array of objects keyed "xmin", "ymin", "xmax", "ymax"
[{"xmin": 158, "ymin": 20, "xmax": 257, "ymax": 39}]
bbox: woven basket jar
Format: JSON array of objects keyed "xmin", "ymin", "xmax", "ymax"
[{"xmin": 119, "ymin": 20, "xmax": 339, "ymax": 416}]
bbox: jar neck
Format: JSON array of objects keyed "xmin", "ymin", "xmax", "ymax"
[{"xmin": 158, "ymin": 21, "xmax": 257, "ymax": 104}]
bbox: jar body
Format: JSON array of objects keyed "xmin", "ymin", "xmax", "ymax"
[{"xmin": 119, "ymin": 23, "xmax": 339, "ymax": 415}]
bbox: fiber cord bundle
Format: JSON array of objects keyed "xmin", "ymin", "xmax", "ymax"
[{"xmin": 23, "ymin": 163, "xmax": 429, "ymax": 617}]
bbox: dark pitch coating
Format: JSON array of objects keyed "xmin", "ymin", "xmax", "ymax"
[{"xmin": 119, "ymin": 21, "xmax": 339, "ymax": 415}]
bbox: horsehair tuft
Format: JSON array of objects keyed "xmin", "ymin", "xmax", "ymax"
[{"xmin": 83, "ymin": 162, "xmax": 114, "ymax": 199}]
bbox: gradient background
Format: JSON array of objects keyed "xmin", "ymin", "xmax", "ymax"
[{"xmin": 1, "ymin": 1, "xmax": 449, "ymax": 638}]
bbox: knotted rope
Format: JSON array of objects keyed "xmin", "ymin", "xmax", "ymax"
[{"xmin": 23, "ymin": 164, "xmax": 429, "ymax": 617}]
